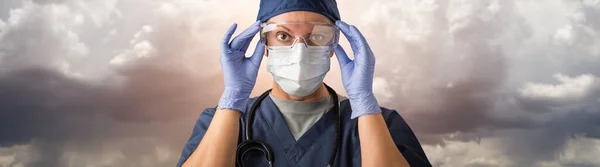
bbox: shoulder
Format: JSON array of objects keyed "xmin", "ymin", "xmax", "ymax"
[
  {"xmin": 379, "ymin": 107, "xmax": 411, "ymax": 127},
  {"xmin": 369, "ymin": 106, "xmax": 417, "ymax": 140},
  {"xmin": 379, "ymin": 107, "xmax": 432, "ymax": 166},
  {"xmin": 339, "ymin": 100, "xmax": 418, "ymax": 146},
  {"xmin": 342, "ymin": 104, "xmax": 431, "ymax": 166},
  {"xmin": 376, "ymin": 107, "xmax": 419, "ymax": 145},
  {"xmin": 199, "ymin": 107, "xmax": 217, "ymax": 117},
  {"xmin": 186, "ymin": 107, "xmax": 218, "ymax": 136},
  {"xmin": 193, "ymin": 107, "xmax": 217, "ymax": 127},
  {"xmin": 176, "ymin": 107, "xmax": 216, "ymax": 167}
]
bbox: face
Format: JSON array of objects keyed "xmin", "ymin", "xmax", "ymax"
[{"xmin": 263, "ymin": 11, "xmax": 335, "ymax": 56}]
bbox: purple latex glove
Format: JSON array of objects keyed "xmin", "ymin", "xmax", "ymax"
[
  {"xmin": 334, "ymin": 20, "xmax": 382, "ymax": 119},
  {"xmin": 217, "ymin": 21, "xmax": 265, "ymax": 113}
]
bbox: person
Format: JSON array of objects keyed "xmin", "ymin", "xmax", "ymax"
[{"xmin": 177, "ymin": 0, "xmax": 431, "ymax": 166}]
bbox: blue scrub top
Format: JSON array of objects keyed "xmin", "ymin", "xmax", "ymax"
[{"xmin": 177, "ymin": 95, "xmax": 431, "ymax": 167}]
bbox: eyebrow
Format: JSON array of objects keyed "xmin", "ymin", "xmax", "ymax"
[
  {"xmin": 280, "ymin": 26, "xmax": 322, "ymax": 38},
  {"xmin": 278, "ymin": 25, "xmax": 293, "ymax": 33}
]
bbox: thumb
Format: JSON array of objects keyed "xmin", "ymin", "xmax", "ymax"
[{"xmin": 334, "ymin": 44, "xmax": 352, "ymax": 68}]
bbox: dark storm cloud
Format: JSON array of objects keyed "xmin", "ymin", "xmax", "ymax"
[
  {"xmin": 0, "ymin": 68, "xmax": 100, "ymax": 146},
  {"xmin": 0, "ymin": 66, "xmax": 223, "ymax": 166},
  {"xmin": 360, "ymin": 0, "xmax": 600, "ymax": 166},
  {"xmin": 477, "ymin": 74, "xmax": 600, "ymax": 166},
  {"xmin": 370, "ymin": 0, "xmax": 528, "ymax": 135},
  {"xmin": 0, "ymin": 0, "xmax": 234, "ymax": 166},
  {"xmin": 373, "ymin": 0, "xmax": 600, "ymax": 136},
  {"xmin": 2, "ymin": 0, "xmax": 600, "ymax": 166},
  {"xmin": 106, "ymin": 66, "xmax": 223, "ymax": 122},
  {"xmin": 0, "ymin": 68, "xmax": 119, "ymax": 167}
]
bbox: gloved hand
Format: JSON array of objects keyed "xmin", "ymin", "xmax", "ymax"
[
  {"xmin": 218, "ymin": 21, "xmax": 265, "ymax": 113},
  {"xmin": 334, "ymin": 20, "xmax": 382, "ymax": 119}
]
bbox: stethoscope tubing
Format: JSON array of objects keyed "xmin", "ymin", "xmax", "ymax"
[{"xmin": 236, "ymin": 83, "xmax": 341, "ymax": 167}]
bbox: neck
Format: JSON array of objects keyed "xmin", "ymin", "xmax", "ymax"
[{"xmin": 271, "ymin": 81, "xmax": 330, "ymax": 102}]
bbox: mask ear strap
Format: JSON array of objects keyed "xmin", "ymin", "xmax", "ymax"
[{"xmin": 264, "ymin": 46, "xmax": 269, "ymax": 57}]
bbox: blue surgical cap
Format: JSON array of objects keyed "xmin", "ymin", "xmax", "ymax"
[{"xmin": 257, "ymin": 0, "xmax": 340, "ymax": 22}]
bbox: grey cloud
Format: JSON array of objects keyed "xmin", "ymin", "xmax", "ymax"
[
  {"xmin": 0, "ymin": 68, "xmax": 100, "ymax": 146},
  {"xmin": 0, "ymin": 0, "xmax": 230, "ymax": 166},
  {"xmin": 2, "ymin": 0, "xmax": 600, "ymax": 166},
  {"xmin": 0, "ymin": 0, "xmax": 21, "ymax": 20},
  {"xmin": 0, "ymin": 1, "xmax": 87, "ymax": 73},
  {"xmin": 0, "ymin": 66, "xmax": 218, "ymax": 166},
  {"xmin": 358, "ymin": 0, "xmax": 600, "ymax": 166},
  {"xmin": 30, "ymin": 0, "xmax": 68, "ymax": 5},
  {"xmin": 365, "ymin": 0, "xmax": 529, "ymax": 134}
]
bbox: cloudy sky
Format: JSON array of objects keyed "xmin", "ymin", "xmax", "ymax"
[{"xmin": 1, "ymin": 0, "xmax": 599, "ymax": 166}]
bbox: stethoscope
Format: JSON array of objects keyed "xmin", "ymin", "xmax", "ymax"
[{"xmin": 236, "ymin": 83, "xmax": 341, "ymax": 167}]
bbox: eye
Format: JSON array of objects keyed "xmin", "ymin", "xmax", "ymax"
[
  {"xmin": 276, "ymin": 32, "xmax": 292, "ymax": 41},
  {"xmin": 309, "ymin": 34, "xmax": 325, "ymax": 42}
]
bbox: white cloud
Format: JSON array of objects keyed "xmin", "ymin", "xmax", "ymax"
[
  {"xmin": 0, "ymin": 19, "xmax": 5, "ymax": 31},
  {"xmin": 108, "ymin": 29, "xmax": 116, "ymax": 36},
  {"xmin": 520, "ymin": 73, "xmax": 597, "ymax": 99},
  {"xmin": 74, "ymin": 0, "xmax": 119, "ymax": 27},
  {"xmin": 0, "ymin": 1, "xmax": 88, "ymax": 77},
  {"xmin": 423, "ymin": 138, "xmax": 509, "ymax": 167},
  {"xmin": 1, "ymin": 0, "xmax": 600, "ymax": 166},
  {"xmin": 424, "ymin": 132, "xmax": 600, "ymax": 167},
  {"xmin": 373, "ymin": 77, "xmax": 394, "ymax": 104},
  {"xmin": 552, "ymin": 0, "xmax": 600, "ymax": 57},
  {"xmin": 110, "ymin": 40, "xmax": 155, "ymax": 66},
  {"xmin": 354, "ymin": 0, "xmax": 600, "ymax": 166},
  {"xmin": 559, "ymin": 136, "xmax": 600, "ymax": 166},
  {"xmin": 554, "ymin": 24, "xmax": 575, "ymax": 45},
  {"xmin": 56, "ymin": 138, "xmax": 177, "ymax": 167},
  {"xmin": 0, "ymin": 144, "xmax": 34, "ymax": 167},
  {"xmin": 0, "ymin": 147, "xmax": 17, "ymax": 166},
  {"xmin": 109, "ymin": 24, "xmax": 158, "ymax": 67}
]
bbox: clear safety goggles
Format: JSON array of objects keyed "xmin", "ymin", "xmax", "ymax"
[{"xmin": 260, "ymin": 22, "xmax": 340, "ymax": 49}]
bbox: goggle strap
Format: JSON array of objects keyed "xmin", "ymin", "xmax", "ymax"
[{"xmin": 262, "ymin": 24, "xmax": 277, "ymax": 32}]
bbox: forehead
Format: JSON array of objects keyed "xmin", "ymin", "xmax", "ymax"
[{"xmin": 267, "ymin": 11, "xmax": 332, "ymax": 24}]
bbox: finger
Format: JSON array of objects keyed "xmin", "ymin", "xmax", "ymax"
[
  {"xmin": 350, "ymin": 25, "xmax": 371, "ymax": 50},
  {"xmin": 221, "ymin": 23, "xmax": 238, "ymax": 51},
  {"xmin": 239, "ymin": 22, "xmax": 261, "ymax": 53},
  {"xmin": 230, "ymin": 21, "xmax": 261, "ymax": 51},
  {"xmin": 240, "ymin": 36, "xmax": 254, "ymax": 53},
  {"xmin": 335, "ymin": 20, "xmax": 360, "ymax": 54},
  {"xmin": 335, "ymin": 20, "xmax": 352, "ymax": 38},
  {"xmin": 249, "ymin": 42, "xmax": 265, "ymax": 66},
  {"xmin": 334, "ymin": 44, "xmax": 352, "ymax": 67},
  {"xmin": 349, "ymin": 25, "xmax": 373, "ymax": 62}
]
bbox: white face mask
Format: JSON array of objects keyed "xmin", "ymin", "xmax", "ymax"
[{"xmin": 267, "ymin": 43, "xmax": 331, "ymax": 97}]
